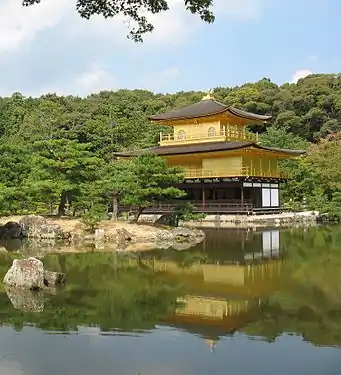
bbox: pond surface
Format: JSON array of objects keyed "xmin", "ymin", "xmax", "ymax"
[{"xmin": 0, "ymin": 225, "xmax": 341, "ymax": 375}]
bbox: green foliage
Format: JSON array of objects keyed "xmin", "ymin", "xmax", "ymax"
[
  {"xmin": 27, "ymin": 139, "xmax": 102, "ymax": 215},
  {"xmin": 307, "ymin": 132, "xmax": 341, "ymax": 190},
  {"xmin": 94, "ymin": 159, "xmax": 135, "ymax": 220},
  {"xmin": 261, "ymin": 124, "xmax": 341, "ymax": 219},
  {"xmin": 80, "ymin": 204, "xmax": 107, "ymax": 232},
  {"xmin": 172, "ymin": 202, "xmax": 206, "ymax": 226},
  {"xmin": 22, "ymin": 0, "xmax": 215, "ymax": 42},
  {"xmin": 123, "ymin": 152, "xmax": 186, "ymax": 221}
]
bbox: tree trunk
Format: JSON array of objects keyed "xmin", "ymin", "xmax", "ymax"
[
  {"xmin": 58, "ymin": 191, "xmax": 68, "ymax": 217},
  {"xmin": 111, "ymin": 195, "xmax": 118, "ymax": 220},
  {"xmin": 131, "ymin": 206, "xmax": 144, "ymax": 223}
]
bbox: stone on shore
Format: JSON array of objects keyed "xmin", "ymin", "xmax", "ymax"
[
  {"xmin": 153, "ymin": 227, "xmax": 206, "ymax": 250},
  {"xmin": 3, "ymin": 221, "xmax": 22, "ymax": 238},
  {"xmin": 19, "ymin": 215, "xmax": 70, "ymax": 239}
]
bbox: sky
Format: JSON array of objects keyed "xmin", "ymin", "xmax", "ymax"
[{"xmin": 0, "ymin": 0, "xmax": 339, "ymax": 97}]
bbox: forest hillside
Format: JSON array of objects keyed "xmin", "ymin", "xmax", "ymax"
[{"xmin": 0, "ymin": 73, "xmax": 340, "ymax": 217}]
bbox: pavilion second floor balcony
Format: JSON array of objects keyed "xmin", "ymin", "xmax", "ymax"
[
  {"xmin": 184, "ymin": 166, "xmax": 287, "ymax": 180},
  {"xmin": 159, "ymin": 126, "xmax": 259, "ymax": 146}
]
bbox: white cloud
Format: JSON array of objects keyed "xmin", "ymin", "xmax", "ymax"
[
  {"xmin": 29, "ymin": 63, "xmax": 119, "ymax": 97},
  {"xmin": 0, "ymin": 0, "xmax": 71, "ymax": 53},
  {"xmin": 67, "ymin": 0, "xmax": 199, "ymax": 46},
  {"xmin": 26, "ymin": 64, "xmax": 180, "ymax": 97},
  {"xmin": 290, "ymin": 69, "xmax": 313, "ymax": 83},
  {"xmin": 65, "ymin": 0, "xmax": 265, "ymax": 46},
  {"xmin": 0, "ymin": 0, "xmax": 265, "ymax": 53},
  {"xmin": 0, "ymin": 0, "xmax": 266, "ymax": 96}
]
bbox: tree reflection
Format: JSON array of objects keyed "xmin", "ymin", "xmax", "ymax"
[
  {"xmin": 242, "ymin": 226, "xmax": 341, "ymax": 347},
  {"xmin": 0, "ymin": 252, "xmax": 183, "ymax": 333}
]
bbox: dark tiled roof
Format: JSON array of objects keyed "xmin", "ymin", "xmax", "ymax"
[
  {"xmin": 227, "ymin": 107, "xmax": 271, "ymax": 121},
  {"xmin": 259, "ymin": 145, "xmax": 305, "ymax": 155},
  {"xmin": 114, "ymin": 141, "xmax": 305, "ymax": 157},
  {"xmin": 148, "ymin": 99, "xmax": 272, "ymax": 122}
]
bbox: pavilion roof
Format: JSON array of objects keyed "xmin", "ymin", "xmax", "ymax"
[
  {"xmin": 148, "ymin": 98, "xmax": 272, "ymax": 122},
  {"xmin": 114, "ymin": 141, "xmax": 305, "ymax": 158}
]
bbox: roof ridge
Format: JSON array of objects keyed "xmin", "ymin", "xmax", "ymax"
[{"xmin": 212, "ymin": 99, "xmax": 227, "ymax": 107}]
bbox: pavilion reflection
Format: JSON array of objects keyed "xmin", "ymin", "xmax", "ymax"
[{"xmin": 137, "ymin": 228, "xmax": 284, "ymax": 346}]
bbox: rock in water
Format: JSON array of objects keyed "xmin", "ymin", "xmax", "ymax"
[
  {"xmin": 3, "ymin": 257, "xmax": 45, "ymax": 290},
  {"xmin": 44, "ymin": 270, "xmax": 66, "ymax": 287}
]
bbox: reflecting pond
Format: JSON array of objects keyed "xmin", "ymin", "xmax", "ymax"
[{"xmin": 0, "ymin": 225, "xmax": 341, "ymax": 375}]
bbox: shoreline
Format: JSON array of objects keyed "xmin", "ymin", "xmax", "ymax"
[
  {"xmin": 139, "ymin": 210, "xmax": 319, "ymax": 229},
  {"xmin": 0, "ymin": 215, "xmax": 206, "ymax": 253}
]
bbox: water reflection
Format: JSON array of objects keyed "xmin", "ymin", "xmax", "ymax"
[
  {"xmin": 135, "ymin": 228, "xmax": 284, "ymax": 344},
  {"xmin": 0, "ymin": 226, "xmax": 340, "ymax": 374}
]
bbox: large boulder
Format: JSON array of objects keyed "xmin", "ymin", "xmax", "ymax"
[
  {"xmin": 0, "ymin": 226, "xmax": 10, "ymax": 240},
  {"xmin": 0, "ymin": 221, "xmax": 23, "ymax": 240},
  {"xmin": 3, "ymin": 221, "xmax": 22, "ymax": 238},
  {"xmin": 19, "ymin": 215, "xmax": 47, "ymax": 237},
  {"xmin": 38, "ymin": 223, "xmax": 70, "ymax": 239},
  {"xmin": 3, "ymin": 257, "xmax": 45, "ymax": 290},
  {"xmin": 154, "ymin": 227, "xmax": 206, "ymax": 250},
  {"xmin": 19, "ymin": 215, "xmax": 70, "ymax": 239}
]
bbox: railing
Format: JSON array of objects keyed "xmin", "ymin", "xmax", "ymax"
[
  {"xmin": 118, "ymin": 201, "xmax": 286, "ymax": 215},
  {"xmin": 147, "ymin": 202, "xmax": 254, "ymax": 213},
  {"xmin": 184, "ymin": 167, "xmax": 287, "ymax": 179},
  {"xmin": 160, "ymin": 126, "xmax": 258, "ymax": 146}
]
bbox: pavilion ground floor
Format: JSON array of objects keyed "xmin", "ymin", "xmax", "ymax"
[{"xmin": 142, "ymin": 179, "xmax": 285, "ymax": 215}]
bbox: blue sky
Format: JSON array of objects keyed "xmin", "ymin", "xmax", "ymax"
[{"xmin": 0, "ymin": 0, "xmax": 339, "ymax": 97}]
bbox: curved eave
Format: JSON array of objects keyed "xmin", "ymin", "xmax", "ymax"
[
  {"xmin": 148, "ymin": 107, "xmax": 271, "ymax": 124},
  {"xmin": 114, "ymin": 142, "xmax": 305, "ymax": 158},
  {"xmin": 255, "ymin": 145, "xmax": 306, "ymax": 157},
  {"xmin": 227, "ymin": 107, "xmax": 272, "ymax": 122}
]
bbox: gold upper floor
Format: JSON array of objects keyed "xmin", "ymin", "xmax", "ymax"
[
  {"xmin": 149, "ymin": 92, "xmax": 270, "ymax": 147},
  {"xmin": 160, "ymin": 123, "xmax": 259, "ymax": 146}
]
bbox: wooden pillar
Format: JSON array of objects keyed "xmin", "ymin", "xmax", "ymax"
[
  {"xmin": 241, "ymin": 183, "xmax": 244, "ymax": 206},
  {"xmin": 202, "ymin": 186, "xmax": 206, "ymax": 208}
]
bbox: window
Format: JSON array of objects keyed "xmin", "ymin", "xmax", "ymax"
[
  {"xmin": 178, "ymin": 130, "xmax": 186, "ymax": 140},
  {"xmin": 208, "ymin": 127, "xmax": 216, "ymax": 137}
]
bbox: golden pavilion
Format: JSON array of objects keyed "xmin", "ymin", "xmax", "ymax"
[{"xmin": 116, "ymin": 92, "xmax": 304, "ymax": 214}]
